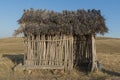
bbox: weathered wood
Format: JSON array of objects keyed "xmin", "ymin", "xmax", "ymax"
[
  {"xmin": 23, "ymin": 65, "xmax": 64, "ymax": 70},
  {"xmin": 24, "ymin": 35, "xmax": 74, "ymax": 72},
  {"xmin": 24, "ymin": 35, "xmax": 96, "ymax": 71},
  {"xmin": 91, "ymin": 35, "xmax": 98, "ymax": 72},
  {"xmin": 71, "ymin": 37, "xmax": 73, "ymax": 70}
]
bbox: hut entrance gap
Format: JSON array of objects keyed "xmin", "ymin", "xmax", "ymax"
[{"xmin": 74, "ymin": 35, "xmax": 97, "ymax": 72}]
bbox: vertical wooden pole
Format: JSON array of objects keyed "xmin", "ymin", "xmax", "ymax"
[
  {"xmin": 91, "ymin": 34, "xmax": 98, "ymax": 72},
  {"xmin": 24, "ymin": 36, "xmax": 27, "ymax": 65},
  {"xmin": 43, "ymin": 35, "xmax": 46, "ymax": 65},
  {"xmin": 71, "ymin": 36, "xmax": 73, "ymax": 70},
  {"xmin": 49, "ymin": 36, "xmax": 51, "ymax": 65},
  {"xmin": 39, "ymin": 35, "xmax": 41, "ymax": 65}
]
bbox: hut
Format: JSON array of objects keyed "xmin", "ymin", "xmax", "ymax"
[{"xmin": 15, "ymin": 8, "xmax": 108, "ymax": 72}]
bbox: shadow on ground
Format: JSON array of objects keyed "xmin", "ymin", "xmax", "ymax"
[
  {"xmin": 2, "ymin": 54, "xmax": 24, "ymax": 65},
  {"xmin": 102, "ymin": 68, "xmax": 120, "ymax": 77}
]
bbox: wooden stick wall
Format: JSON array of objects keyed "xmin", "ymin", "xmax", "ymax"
[
  {"xmin": 24, "ymin": 35, "xmax": 73, "ymax": 72},
  {"xmin": 24, "ymin": 34, "xmax": 97, "ymax": 72}
]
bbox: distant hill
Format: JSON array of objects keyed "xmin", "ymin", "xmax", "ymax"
[
  {"xmin": 0, "ymin": 37, "xmax": 120, "ymax": 53},
  {"xmin": 96, "ymin": 36, "xmax": 120, "ymax": 40},
  {"xmin": 96, "ymin": 37, "xmax": 120, "ymax": 54},
  {"xmin": 0, "ymin": 37, "xmax": 24, "ymax": 53}
]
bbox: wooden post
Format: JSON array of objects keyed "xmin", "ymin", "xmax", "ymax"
[
  {"xmin": 91, "ymin": 34, "xmax": 98, "ymax": 72},
  {"xmin": 24, "ymin": 36, "xmax": 27, "ymax": 65}
]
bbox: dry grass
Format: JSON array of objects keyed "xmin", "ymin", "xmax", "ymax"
[
  {"xmin": 96, "ymin": 37, "xmax": 120, "ymax": 54},
  {"xmin": 97, "ymin": 53, "xmax": 120, "ymax": 72},
  {"xmin": 0, "ymin": 37, "xmax": 24, "ymax": 53},
  {"xmin": 0, "ymin": 37, "xmax": 120, "ymax": 80}
]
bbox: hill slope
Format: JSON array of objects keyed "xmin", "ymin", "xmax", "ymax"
[
  {"xmin": 0, "ymin": 37, "xmax": 24, "ymax": 53},
  {"xmin": 0, "ymin": 37, "xmax": 120, "ymax": 54}
]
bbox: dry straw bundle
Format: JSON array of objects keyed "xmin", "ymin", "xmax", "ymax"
[{"xmin": 15, "ymin": 8, "xmax": 108, "ymax": 36}]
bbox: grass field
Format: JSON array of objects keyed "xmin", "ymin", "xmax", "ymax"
[{"xmin": 0, "ymin": 37, "xmax": 120, "ymax": 80}]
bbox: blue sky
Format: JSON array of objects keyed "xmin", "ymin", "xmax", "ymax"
[{"xmin": 0, "ymin": 0, "xmax": 120, "ymax": 38}]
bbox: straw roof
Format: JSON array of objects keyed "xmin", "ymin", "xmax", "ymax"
[{"xmin": 15, "ymin": 8, "xmax": 108, "ymax": 36}]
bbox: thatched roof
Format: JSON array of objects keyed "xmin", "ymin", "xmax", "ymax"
[{"xmin": 15, "ymin": 8, "xmax": 108, "ymax": 36}]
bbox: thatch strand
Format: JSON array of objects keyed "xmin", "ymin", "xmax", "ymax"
[{"xmin": 15, "ymin": 8, "xmax": 108, "ymax": 35}]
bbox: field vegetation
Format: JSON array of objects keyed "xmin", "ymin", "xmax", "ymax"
[{"xmin": 0, "ymin": 37, "xmax": 120, "ymax": 80}]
